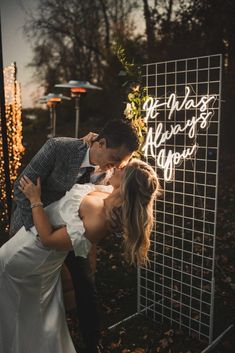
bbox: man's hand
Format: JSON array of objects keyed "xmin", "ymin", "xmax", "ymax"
[{"xmin": 80, "ymin": 132, "xmax": 98, "ymax": 146}]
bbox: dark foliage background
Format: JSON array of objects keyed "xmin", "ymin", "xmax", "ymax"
[
  {"xmin": 1, "ymin": 0, "xmax": 235, "ymax": 351},
  {"xmin": 22, "ymin": 0, "xmax": 235, "ymax": 152}
]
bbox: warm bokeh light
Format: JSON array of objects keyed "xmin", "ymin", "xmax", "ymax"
[
  {"xmin": 0, "ymin": 63, "xmax": 24, "ymax": 229},
  {"xmin": 71, "ymin": 87, "xmax": 87, "ymax": 93},
  {"xmin": 48, "ymin": 97, "xmax": 62, "ymax": 103}
]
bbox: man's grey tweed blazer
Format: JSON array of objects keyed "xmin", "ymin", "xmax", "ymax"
[{"xmin": 10, "ymin": 137, "xmax": 88, "ymax": 237}]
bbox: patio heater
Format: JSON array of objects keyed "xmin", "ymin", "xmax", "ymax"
[
  {"xmin": 54, "ymin": 80, "xmax": 102, "ymax": 138},
  {"xmin": 39, "ymin": 93, "xmax": 71, "ymax": 138}
]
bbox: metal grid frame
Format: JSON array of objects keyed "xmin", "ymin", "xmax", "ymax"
[{"xmin": 138, "ymin": 55, "xmax": 222, "ymax": 343}]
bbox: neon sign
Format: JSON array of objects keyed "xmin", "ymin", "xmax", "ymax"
[{"xmin": 142, "ymin": 86, "xmax": 216, "ymax": 181}]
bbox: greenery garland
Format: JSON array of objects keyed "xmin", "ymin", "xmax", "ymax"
[{"xmin": 115, "ymin": 44, "xmax": 149, "ymax": 157}]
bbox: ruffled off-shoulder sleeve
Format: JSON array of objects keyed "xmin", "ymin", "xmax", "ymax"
[{"xmin": 58, "ymin": 183, "xmax": 96, "ymax": 258}]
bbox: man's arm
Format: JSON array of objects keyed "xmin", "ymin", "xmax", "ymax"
[{"xmin": 11, "ymin": 138, "xmax": 57, "ymax": 231}]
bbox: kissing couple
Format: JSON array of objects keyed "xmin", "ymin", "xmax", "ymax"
[{"xmin": 0, "ymin": 119, "xmax": 160, "ymax": 353}]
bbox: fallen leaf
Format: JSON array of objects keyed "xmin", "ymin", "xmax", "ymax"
[
  {"xmin": 110, "ymin": 338, "xmax": 122, "ymax": 349},
  {"xmin": 164, "ymin": 329, "xmax": 174, "ymax": 336},
  {"xmin": 131, "ymin": 348, "xmax": 145, "ymax": 353}
]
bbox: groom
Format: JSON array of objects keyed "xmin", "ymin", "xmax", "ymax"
[{"xmin": 10, "ymin": 119, "xmax": 139, "ymax": 353}]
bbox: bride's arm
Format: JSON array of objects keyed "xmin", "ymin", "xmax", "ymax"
[
  {"xmin": 18, "ymin": 176, "xmax": 106, "ymax": 250},
  {"xmin": 18, "ymin": 176, "xmax": 74, "ymax": 250},
  {"xmin": 31, "ymin": 208, "xmax": 73, "ymax": 250}
]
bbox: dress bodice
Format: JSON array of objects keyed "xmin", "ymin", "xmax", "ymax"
[{"xmin": 31, "ymin": 183, "xmax": 113, "ymax": 258}]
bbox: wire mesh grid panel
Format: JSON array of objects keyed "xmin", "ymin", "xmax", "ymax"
[{"xmin": 139, "ymin": 55, "xmax": 222, "ymax": 343}]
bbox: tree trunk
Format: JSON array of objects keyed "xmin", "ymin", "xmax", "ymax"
[
  {"xmin": 167, "ymin": 0, "xmax": 173, "ymax": 24},
  {"xmin": 142, "ymin": 0, "xmax": 156, "ymax": 59},
  {"xmin": 99, "ymin": 0, "xmax": 111, "ymax": 54}
]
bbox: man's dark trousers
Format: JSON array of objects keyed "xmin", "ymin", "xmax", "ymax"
[{"xmin": 65, "ymin": 252, "xmax": 101, "ymax": 352}]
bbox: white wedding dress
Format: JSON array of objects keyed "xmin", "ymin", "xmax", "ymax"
[{"xmin": 0, "ymin": 183, "xmax": 112, "ymax": 353}]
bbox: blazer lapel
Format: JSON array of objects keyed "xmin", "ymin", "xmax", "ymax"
[{"xmin": 69, "ymin": 141, "xmax": 88, "ymax": 183}]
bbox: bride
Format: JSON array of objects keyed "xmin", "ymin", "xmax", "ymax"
[{"xmin": 0, "ymin": 159, "xmax": 159, "ymax": 353}]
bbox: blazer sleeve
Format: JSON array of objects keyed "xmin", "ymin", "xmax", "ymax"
[{"xmin": 11, "ymin": 138, "xmax": 57, "ymax": 231}]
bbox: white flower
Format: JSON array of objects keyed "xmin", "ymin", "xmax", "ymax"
[{"xmin": 124, "ymin": 102, "xmax": 134, "ymax": 118}]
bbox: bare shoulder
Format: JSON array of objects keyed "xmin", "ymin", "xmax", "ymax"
[
  {"xmin": 80, "ymin": 194, "xmax": 103, "ymax": 216},
  {"xmin": 80, "ymin": 195, "xmax": 105, "ymax": 228},
  {"xmin": 80, "ymin": 195, "xmax": 107, "ymax": 242}
]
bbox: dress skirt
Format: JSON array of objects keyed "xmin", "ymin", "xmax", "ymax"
[{"xmin": 0, "ymin": 227, "xmax": 77, "ymax": 353}]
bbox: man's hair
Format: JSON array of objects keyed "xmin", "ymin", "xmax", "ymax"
[{"xmin": 96, "ymin": 119, "xmax": 139, "ymax": 152}]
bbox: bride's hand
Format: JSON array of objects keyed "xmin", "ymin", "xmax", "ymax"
[
  {"xmin": 80, "ymin": 132, "xmax": 98, "ymax": 146},
  {"xmin": 18, "ymin": 176, "xmax": 41, "ymax": 203}
]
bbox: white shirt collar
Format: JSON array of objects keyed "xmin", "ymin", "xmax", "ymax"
[{"xmin": 80, "ymin": 148, "xmax": 96, "ymax": 168}]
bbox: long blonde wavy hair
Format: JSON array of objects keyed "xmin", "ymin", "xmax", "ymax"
[{"xmin": 108, "ymin": 159, "xmax": 160, "ymax": 266}]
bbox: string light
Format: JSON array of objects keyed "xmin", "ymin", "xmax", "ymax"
[{"xmin": 0, "ymin": 63, "xmax": 24, "ymax": 230}]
